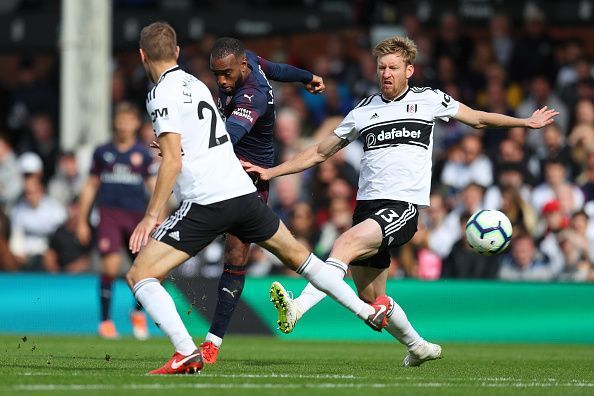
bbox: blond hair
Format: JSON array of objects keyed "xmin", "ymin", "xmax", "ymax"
[
  {"xmin": 139, "ymin": 22, "xmax": 177, "ymax": 61},
  {"xmin": 372, "ymin": 36, "xmax": 417, "ymax": 65}
]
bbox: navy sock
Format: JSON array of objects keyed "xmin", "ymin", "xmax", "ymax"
[
  {"xmin": 100, "ymin": 275, "xmax": 114, "ymax": 322},
  {"xmin": 209, "ymin": 264, "xmax": 246, "ymax": 338}
]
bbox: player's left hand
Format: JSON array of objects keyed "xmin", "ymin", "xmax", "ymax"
[
  {"xmin": 305, "ymin": 74, "xmax": 325, "ymax": 94},
  {"xmin": 526, "ymin": 106, "xmax": 559, "ymax": 129},
  {"xmin": 129, "ymin": 214, "xmax": 159, "ymax": 254}
]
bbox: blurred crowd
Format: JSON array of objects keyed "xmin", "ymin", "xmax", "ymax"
[{"xmin": 1, "ymin": 9, "xmax": 594, "ymax": 282}]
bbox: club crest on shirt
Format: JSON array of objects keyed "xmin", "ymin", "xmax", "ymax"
[
  {"xmin": 407, "ymin": 104, "xmax": 417, "ymax": 113},
  {"xmin": 130, "ymin": 152, "xmax": 143, "ymax": 167}
]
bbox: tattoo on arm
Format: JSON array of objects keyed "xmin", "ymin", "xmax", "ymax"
[{"xmin": 327, "ymin": 138, "xmax": 349, "ymax": 157}]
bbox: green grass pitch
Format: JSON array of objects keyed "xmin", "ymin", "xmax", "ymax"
[{"xmin": 0, "ymin": 335, "xmax": 593, "ymax": 395}]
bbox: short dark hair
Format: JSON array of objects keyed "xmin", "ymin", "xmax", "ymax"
[
  {"xmin": 210, "ymin": 37, "xmax": 245, "ymax": 60},
  {"xmin": 139, "ymin": 21, "xmax": 177, "ymax": 61}
]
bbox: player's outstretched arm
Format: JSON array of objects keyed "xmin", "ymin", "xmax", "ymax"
[
  {"xmin": 241, "ymin": 133, "xmax": 348, "ymax": 181},
  {"xmin": 258, "ymin": 56, "xmax": 324, "ymax": 93},
  {"xmin": 454, "ymin": 103, "xmax": 559, "ymax": 129}
]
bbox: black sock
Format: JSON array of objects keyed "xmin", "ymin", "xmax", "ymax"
[
  {"xmin": 209, "ymin": 264, "xmax": 246, "ymax": 338},
  {"xmin": 100, "ymin": 275, "xmax": 114, "ymax": 322}
]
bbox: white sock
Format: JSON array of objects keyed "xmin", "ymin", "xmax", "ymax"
[
  {"xmin": 386, "ymin": 300, "xmax": 423, "ymax": 350},
  {"xmin": 133, "ymin": 278, "xmax": 196, "ymax": 355},
  {"xmin": 297, "ymin": 254, "xmax": 373, "ymax": 320},
  {"xmin": 205, "ymin": 332, "xmax": 222, "ymax": 347},
  {"xmin": 294, "ymin": 258, "xmax": 347, "ymax": 317}
]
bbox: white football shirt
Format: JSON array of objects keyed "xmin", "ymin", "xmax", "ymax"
[
  {"xmin": 335, "ymin": 87, "xmax": 459, "ymax": 207},
  {"xmin": 146, "ymin": 66, "xmax": 256, "ymax": 205}
]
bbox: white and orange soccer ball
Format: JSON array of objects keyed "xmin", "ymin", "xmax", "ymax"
[{"xmin": 465, "ymin": 209, "xmax": 513, "ymax": 256}]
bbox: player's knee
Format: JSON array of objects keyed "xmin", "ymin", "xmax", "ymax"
[
  {"xmin": 125, "ymin": 268, "xmax": 137, "ymax": 289},
  {"xmin": 224, "ymin": 248, "xmax": 249, "ymax": 265}
]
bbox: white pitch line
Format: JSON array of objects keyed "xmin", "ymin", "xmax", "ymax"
[{"xmin": 4, "ymin": 381, "xmax": 594, "ymax": 392}]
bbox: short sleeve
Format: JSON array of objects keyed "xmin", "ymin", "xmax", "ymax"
[
  {"xmin": 333, "ymin": 111, "xmax": 358, "ymax": 142},
  {"xmin": 147, "ymin": 96, "xmax": 182, "ymax": 136},
  {"xmin": 89, "ymin": 147, "xmax": 102, "ymax": 176},
  {"xmin": 430, "ymin": 89, "xmax": 460, "ymax": 122},
  {"xmin": 143, "ymin": 150, "xmax": 157, "ymax": 177}
]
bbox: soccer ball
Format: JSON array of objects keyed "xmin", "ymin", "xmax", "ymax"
[{"xmin": 465, "ymin": 209, "xmax": 513, "ymax": 255}]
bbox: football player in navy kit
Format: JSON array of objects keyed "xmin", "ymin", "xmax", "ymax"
[
  {"xmin": 196, "ymin": 37, "xmax": 324, "ymax": 363},
  {"xmin": 77, "ymin": 102, "xmax": 156, "ymax": 340},
  {"xmin": 244, "ymin": 36, "xmax": 559, "ymax": 367}
]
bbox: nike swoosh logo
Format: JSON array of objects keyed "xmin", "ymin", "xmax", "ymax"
[
  {"xmin": 170, "ymin": 352, "xmax": 200, "ymax": 369},
  {"xmin": 371, "ymin": 305, "xmax": 387, "ymax": 322}
]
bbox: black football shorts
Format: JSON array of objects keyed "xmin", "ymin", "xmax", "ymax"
[
  {"xmin": 350, "ymin": 199, "xmax": 418, "ymax": 269},
  {"xmin": 152, "ymin": 192, "xmax": 280, "ymax": 256}
]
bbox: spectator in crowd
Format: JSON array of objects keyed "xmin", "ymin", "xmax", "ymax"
[
  {"xmin": 48, "ymin": 150, "xmax": 84, "ymax": 207},
  {"xmin": 577, "ymin": 146, "xmax": 594, "ymax": 203},
  {"xmin": 288, "ymin": 201, "xmax": 320, "ymax": 251},
  {"xmin": 415, "ymin": 193, "xmax": 459, "ymax": 259},
  {"xmin": 570, "ymin": 210, "xmax": 594, "ymax": 265},
  {"xmin": 567, "ymin": 99, "xmax": 594, "ymax": 166},
  {"xmin": 324, "ymin": 35, "xmax": 360, "ymax": 86},
  {"xmin": 556, "ymin": 39, "xmax": 587, "ymax": 89},
  {"xmin": 433, "ymin": 12, "xmax": 474, "ymax": 74},
  {"xmin": 440, "ymin": 133, "xmax": 493, "ymax": 191},
  {"xmin": 270, "ymin": 173, "xmax": 303, "ymax": 225},
  {"xmin": 44, "ymin": 199, "xmax": 90, "ymax": 273},
  {"xmin": 352, "ymin": 52, "xmax": 378, "ymax": 104},
  {"xmin": 532, "ymin": 159, "xmax": 584, "ymax": 213},
  {"xmin": 509, "ymin": 7, "xmax": 556, "ymax": 84},
  {"xmin": 500, "ymin": 185, "xmax": 538, "ymax": 236},
  {"xmin": 538, "ymin": 123, "xmax": 577, "ymax": 178},
  {"xmin": 442, "ymin": 211, "xmax": 500, "ymax": 279},
  {"xmin": 498, "ymin": 230, "xmax": 555, "ymax": 281},
  {"xmin": 303, "ymin": 57, "xmax": 352, "ymax": 126},
  {"xmin": 274, "ymin": 107, "xmax": 307, "ymax": 163},
  {"xmin": 484, "ymin": 161, "xmax": 532, "ymax": 212},
  {"xmin": 0, "ymin": 134, "xmax": 22, "ymax": 207},
  {"xmin": 18, "ymin": 113, "xmax": 59, "ymax": 182},
  {"xmin": 17, "ymin": 151, "xmax": 44, "ymax": 182},
  {"xmin": 558, "ymin": 57, "xmax": 594, "ymax": 110},
  {"xmin": 489, "ymin": 14, "xmax": 514, "ymax": 68},
  {"xmin": 476, "ymin": 63, "xmax": 523, "ymax": 111},
  {"xmin": 538, "ymin": 199, "xmax": 570, "ymax": 276},
  {"xmin": 314, "ymin": 197, "xmax": 352, "ymax": 259},
  {"xmin": 556, "ymin": 229, "xmax": 593, "ymax": 282},
  {"xmin": 10, "ymin": 175, "xmax": 66, "ymax": 271},
  {"xmin": 516, "ymin": 75, "xmax": 569, "ymax": 152},
  {"xmin": 498, "ymin": 135, "xmax": 539, "ymax": 184},
  {"xmin": 7, "ymin": 58, "xmax": 57, "ymax": 132}
]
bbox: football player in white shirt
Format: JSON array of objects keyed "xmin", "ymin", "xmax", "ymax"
[
  {"xmin": 127, "ymin": 22, "xmax": 402, "ymax": 375},
  {"xmin": 244, "ymin": 36, "xmax": 558, "ymax": 367}
]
